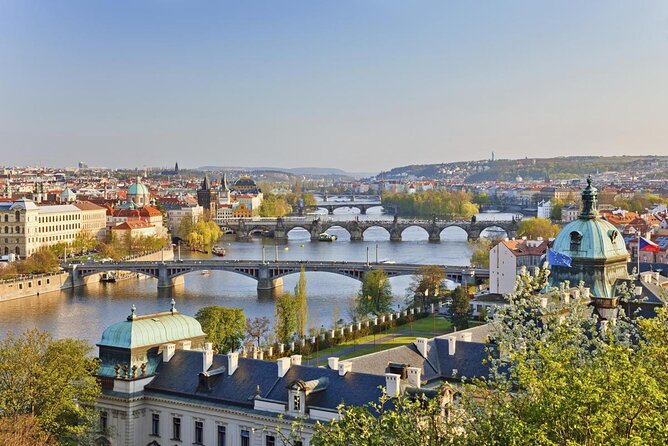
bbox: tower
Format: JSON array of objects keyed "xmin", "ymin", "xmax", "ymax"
[{"xmin": 197, "ymin": 174, "xmax": 219, "ymax": 216}]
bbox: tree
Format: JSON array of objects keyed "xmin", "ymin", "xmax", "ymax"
[
  {"xmin": 469, "ymin": 238, "xmax": 492, "ymax": 268},
  {"xmin": 356, "ymin": 269, "xmax": 393, "ymax": 316},
  {"xmin": 258, "ymin": 193, "xmax": 292, "ymax": 217},
  {"xmin": 274, "ymin": 292, "xmax": 298, "ymax": 345},
  {"xmin": 246, "ymin": 317, "xmax": 271, "ymax": 348},
  {"xmin": 408, "ymin": 265, "xmax": 445, "ymax": 298},
  {"xmin": 71, "ymin": 230, "xmax": 97, "ymax": 254},
  {"xmin": 517, "ymin": 217, "xmax": 560, "ymax": 239},
  {"xmin": 0, "ymin": 414, "xmax": 57, "ymax": 446},
  {"xmin": 550, "ymin": 198, "xmax": 564, "ymax": 221},
  {"xmin": 195, "ymin": 306, "xmax": 246, "ymax": 353},
  {"xmin": 0, "ymin": 330, "xmax": 100, "ymax": 445},
  {"xmin": 448, "ymin": 286, "xmax": 471, "ymax": 330},
  {"xmin": 294, "ymin": 266, "xmax": 308, "ymax": 337},
  {"xmin": 179, "ymin": 216, "xmax": 222, "ymax": 251}
]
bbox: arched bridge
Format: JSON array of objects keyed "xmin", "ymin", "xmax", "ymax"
[
  {"xmin": 71, "ymin": 259, "xmax": 488, "ymax": 297},
  {"xmin": 217, "ymin": 217, "xmax": 519, "ymax": 242}
]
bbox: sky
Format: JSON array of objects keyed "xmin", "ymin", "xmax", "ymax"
[{"xmin": 1, "ymin": 1, "xmax": 667, "ymax": 172}]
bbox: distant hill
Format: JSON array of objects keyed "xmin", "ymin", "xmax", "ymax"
[
  {"xmin": 197, "ymin": 166, "xmax": 372, "ymax": 178},
  {"xmin": 378, "ymin": 156, "xmax": 668, "ymax": 183}
]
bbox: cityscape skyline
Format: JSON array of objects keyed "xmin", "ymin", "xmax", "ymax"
[{"xmin": 2, "ymin": 1, "xmax": 668, "ymax": 171}]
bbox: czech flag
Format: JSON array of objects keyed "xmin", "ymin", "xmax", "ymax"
[{"xmin": 639, "ymin": 236, "xmax": 661, "ymax": 253}]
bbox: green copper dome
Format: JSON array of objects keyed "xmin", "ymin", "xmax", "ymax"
[
  {"xmin": 127, "ymin": 182, "xmax": 150, "ymax": 197},
  {"xmin": 98, "ymin": 307, "xmax": 205, "ymax": 350},
  {"xmin": 549, "ymin": 177, "xmax": 629, "ymax": 298}
]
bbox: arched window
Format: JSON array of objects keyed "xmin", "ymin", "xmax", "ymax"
[
  {"xmin": 15, "ymin": 226, "xmax": 20, "ymax": 234},
  {"xmin": 570, "ymin": 231, "xmax": 583, "ymax": 251},
  {"xmin": 14, "ymin": 246, "xmax": 20, "ymax": 256},
  {"xmin": 3, "ymin": 227, "xmax": 7, "ymax": 234},
  {"xmin": 3, "ymin": 215, "xmax": 7, "ymax": 222},
  {"xmin": 3, "ymin": 247, "xmax": 8, "ymax": 255},
  {"xmin": 15, "ymin": 211, "xmax": 20, "ymax": 222}
]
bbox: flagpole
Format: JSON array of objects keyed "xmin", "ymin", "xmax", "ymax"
[{"xmin": 637, "ymin": 233, "xmax": 640, "ymax": 277}]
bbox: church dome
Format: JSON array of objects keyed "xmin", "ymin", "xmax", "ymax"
[
  {"xmin": 552, "ymin": 218, "xmax": 628, "ymax": 261},
  {"xmin": 128, "ymin": 182, "xmax": 150, "ymax": 197},
  {"xmin": 234, "ymin": 177, "xmax": 257, "ymax": 188}
]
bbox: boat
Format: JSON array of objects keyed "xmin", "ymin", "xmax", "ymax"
[
  {"xmin": 201, "ymin": 270, "xmax": 210, "ymax": 276},
  {"xmin": 318, "ymin": 233, "xmax": 337, "ymax": 242},
  {"xmin": 261, "ymin": 230, "xmax": 275, "ymax": 238},
  {"xmin": 212, "ymin": 246, "xmax": 226, "ymax": 257},
  {"xmin": 100, "ymin": 272, "xmax": 117, "ymax": 283}
]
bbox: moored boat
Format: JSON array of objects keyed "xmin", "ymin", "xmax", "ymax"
[{"xmin": 318, "ymin": 233, "xmax": 337, "ymax": 242}]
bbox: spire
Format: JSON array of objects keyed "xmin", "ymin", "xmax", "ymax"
[
  {"xmin": 201, "ymin": 174, "xmax": 210, "ymax": 190},
  {"xmin": 222, "ymin": 172, "xmax": 229, "ymax": 191},
  {"xmin": 174, "ymin": 162, "xmax": 179, "ymax": 174},
  {"xmin": 579, "ymin": 175, "xmax": 599, "ymax": 219}
]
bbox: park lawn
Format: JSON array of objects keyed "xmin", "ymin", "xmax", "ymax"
[
  {"xmin": 339, "ymin": 336, "xmax": 418, "ymax": 360},
  {"xmin": 305, "ymin": 316, "xmax": 454, "ymax": 361}
]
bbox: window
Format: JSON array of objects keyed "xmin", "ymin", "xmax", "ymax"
[
  {"xmin": 295, "ymin": 441, "xmax": 303, "ymax": 446},
  {"xmin": 217, "ymin": 425, "xmax": 226, "ymax": 446},
  {"xmin": 194, "ymin": 421, "xmax": 203, "ymax": 444},
  {"xmin": 266, "ymin": 435, "xmax": 275, "ymax": 446},
  {"xmin": 240, "ymin": 429, "xmax": 250, "ymax": 446},
  {"xmin": 100, "ymin": 411, "xmax": 108, "ymax": 431},
  {"xmin": 293, "ymin": 393, "xmax": 301, "ymax": 412},
  {"xmin": 172, "ymin": 416, "xmax": 181, "ymax": 441},
  {"xmin": 151, "ymin": 414, "xmax": 160, "ymax": 436}
]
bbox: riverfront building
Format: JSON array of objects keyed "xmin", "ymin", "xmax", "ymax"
[
  {"xmin": 0, "ymin": 198, "xmax": 106, "ymax": 258},
  {"xmin": 95, "ymin": 303, "xmax": 428, "ymax": 446}
]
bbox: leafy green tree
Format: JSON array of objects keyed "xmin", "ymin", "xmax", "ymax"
[
  {"xmin": 517, "ymin": 217, "xmax": 560, "ymax": 239},
  {"xmin": 381, "ymin": 190, "xmax": 479, "ymax": 219},
  {"xmin": 71, "ymin": 230, "xmax": 98, "ymax": 254},
  {"xmin": 275, "ymin": 292, "xmax": 298, "ymax": 345},
  {"xmin": 448, "ymin": 286, "xmax": 471, "ymax": 330},
  {"xmin": 469, "ymin": 238, "xmax": 492, "ymax": 268},
  {"xmin": 356, "ymin": 269, "xmax": 393, "ymax": 316},
  {"xmin": 549, "ymin": 198, "xmax": 564, "ymax": 221},
  {"xmin": 0, "ymin": 330, "xmax": 100, "ymax": 445},
  {"xmin": 195, "ymin": 306, "xmax": 246, "ymax": 353},
  {"xmin": 294, "ymin": 266, "xmax": 308, "ymax": 337},
  {"xmin": 258, "ymin": 193, "xmax": 293, "ymax": 217}
]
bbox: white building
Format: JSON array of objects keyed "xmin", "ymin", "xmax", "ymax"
[
  {"xmin": 95, "ymin": 305, "xmax": 424, "ymax": 446},
  {"xmin": 166, "ymin": 204, "xmax": 203, "ymax": 233},
  {"xmin": 536, "ymin": 200, "xmax": 553, "ymax": 219},
  {"xmin": 489, "ymin": 238, "xmax": 549, "ymax": 295}
]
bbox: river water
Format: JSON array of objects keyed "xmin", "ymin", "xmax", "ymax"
[{"xmin": 0, "ymin": 209, "xmax": 514, "ymax": 346}]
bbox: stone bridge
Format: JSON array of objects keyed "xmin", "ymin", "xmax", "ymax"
[
  {"xmin": 217, "ymin": 217, "xmax": 519, "ymax": 242},
  {"xmin": 71, "ymin": 259, "xmax": 488, "ymax": 297}
]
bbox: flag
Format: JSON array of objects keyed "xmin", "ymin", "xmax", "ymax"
[
  {"xmin": 547, "ymin": 248, "xmax": 572, "ymax": 267},
  {"xmin": 639, "ymin": 236, "xmax": 661, "ymax": 253}
]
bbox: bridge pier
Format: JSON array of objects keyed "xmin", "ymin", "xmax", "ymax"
[
  {"xmin": 257, "ymin": 277, "xmax": 283, "ymax": 298},
  {"xmin": 390, "ymin": 227, "xmax": 402, "ymax": 242},
  {"xmin": 157, "ymin": 265, "xmax": 185, "ymax": 288},
  {"xmin": 327, "ymin": 208, "xmax": 334, "ymax": 215},
  {"xmin": 360, "ymin": 207, "xmax": 367, "ymax": 215},
  {"xmin": 350, "ymin": 228, "xmax": 363, "ymax": 241},
  {"xmin": 428, "ymin": 230, "xmax": 441, "ymax": 243}
]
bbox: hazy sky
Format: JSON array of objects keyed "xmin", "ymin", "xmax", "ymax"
[{"xmin": 1, "ymin": 1, "xmax": 667, "ymax": 172}]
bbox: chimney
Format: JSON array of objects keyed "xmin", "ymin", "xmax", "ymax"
[
  {"xmin": 178, "ymin": 340, "xmax": 191, "ymax": 350},
  {"xmin": 203, "ymin": 342, "xmax": 213, "ymax": 371},
  {"xmin": 415, "ymin": 337, "xmax": 429, "ymax": 357},
  {"xmin": 385, "ymin": 373, "xmax": 401, "ymax": 397},
  {"xmin": 406, "ymin": 367, "xmax": 421, "ymax": 389},
  {"xmin": 446, "ymin": 336, "xmax": 457, "ymax": 356},
  {"xmin": 290, "ymin": 355, "xmax": 302, "ymax": 366},
  {"xmin": 338, "ymin": 361, "xmax": 352, "ymax": 376},
  {"xmin": 162, "ymin": 343, "xmax": 176, "ymax": 362},
  {"xmin": 328, "ymin": 357, "xmax": 339, "ymax": 370},
  {"xmin": 227, "ymin": 351, "xmax": 239, "ymax": 376},
  {"xmin": 277, "ymin": 357, "xmax": 291, "ymax": 378}
]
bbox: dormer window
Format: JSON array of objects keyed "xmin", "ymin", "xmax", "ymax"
[
  {"xmin": 293, "ymin": 393, "xmax": 301, "ymax": 412},
  {"xmin": 570, "ymin": 231, "xmax": 583, "ymax": 251}
]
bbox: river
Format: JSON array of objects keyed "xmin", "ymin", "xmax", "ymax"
[{"xmin": 0, "ymin": 210, "xmax": 515, "ymax": 345}]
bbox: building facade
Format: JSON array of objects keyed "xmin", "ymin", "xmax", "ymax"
[{"xmin": 489, "ymin": 238, "xmax": 549, "ymax": 295}]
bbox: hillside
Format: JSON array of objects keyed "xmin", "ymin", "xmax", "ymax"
[{"xmin": 378, "ymin": 156, "xmax": 668, "ymax": 183}]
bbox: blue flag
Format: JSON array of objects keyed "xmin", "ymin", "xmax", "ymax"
[{"xmin": 548, "ymin": 248, "xmax": 572, "ymax": 267}]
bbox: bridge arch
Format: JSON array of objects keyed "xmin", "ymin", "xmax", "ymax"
[
  {"xmin": 331, "ymin": 206, "xmax": 362, "ymax": 215},
  {"xmin": 361, "ymin": 225, "xmax": 391, "ymax": 241},
  {"xmin": 246, "ymin": 226, "xmax": 274, "ymax": 238},
  {"xmin": 399, "ymin": 225, "xmax": 430, "ymax": 241},
  {"xmin": 320, "ymin": 224, "xmax": 352, "ymax": 240},
  {"xmin": 439, "ymin": 225, "xmax": 469, "ymax": 241},
  {"xmin": 219, "ymin": 225, "xmax": 236, "ymax": 235},
  {"xmin": 479, "ymin": 225, "xmax": 509, "ymax": 240}
]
